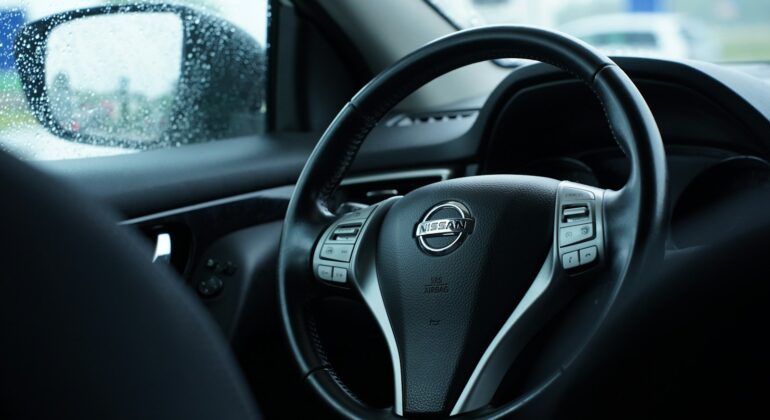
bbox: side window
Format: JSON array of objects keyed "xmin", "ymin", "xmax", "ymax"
[{"xmin": 0, "ymin": 1, "xmax": 268, "ymax": 160}]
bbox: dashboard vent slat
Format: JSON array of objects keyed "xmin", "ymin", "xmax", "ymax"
[{"xmin": 387, "ymin": 110, "xmax": 479, "ymax": 127}]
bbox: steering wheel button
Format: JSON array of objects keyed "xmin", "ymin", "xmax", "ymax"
[
  {"xmin": 562, "ymin": 205, "xmax": 590, "ymax": 222},
  {"xmin": 562, "ymin": 251, "xmax": 580, "ymax": 269},
  {"xmin": 317, "ymin": 265, "xmax": 333, "ymax": 281},
  {"xmin": 197, "ymin": 276, "xmax": 223, "ymax": 298},
  {"xmin": 331, "ymin": 226, "xmax": 360, "ymax": 242},
  {"xmin": 320, "ymin": 244, "xmax": 354, "ymax": 262},
  {"xmin": 344, "ymin": 205, "xmax": 375, "ymax": 221},
  {"xmin": 331, "ymin": 267, "xmax": 347, "ymax": 283},
  {"xmin": 562, "ymin": 187, "xmax": 595, "ymax": 201},
  {"xmin": 579, "ymin": 246, "xmax": 598, "ymax": 265},
  {"xmin": 321, "ymin": 245, "xmax": 335, "ymax": 258},
  {"xmin": 559, "ymin": 223, "xmax": 594, "ymax": 246},
  {"xmin": 334, "ymin": 227, "xmax": 358, "ymax": 236}
]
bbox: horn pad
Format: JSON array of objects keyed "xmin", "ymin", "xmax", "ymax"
[{"xmin": 375, "ymin": 175, "xmax": 559, "ymax": 414}]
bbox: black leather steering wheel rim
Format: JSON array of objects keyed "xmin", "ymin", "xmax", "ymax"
[{"xmin": 279, "ymin": 25, "xmax": 667, "ymax": 418}]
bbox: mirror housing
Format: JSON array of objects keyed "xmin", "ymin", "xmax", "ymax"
[{"xmin": 14, "ymin": 4, "xmax": 265, "ymax": 149}]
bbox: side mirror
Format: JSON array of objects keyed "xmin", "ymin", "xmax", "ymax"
[{"xmin": 14, "ymin": 4, "xmax": 265, "ymax": 149}]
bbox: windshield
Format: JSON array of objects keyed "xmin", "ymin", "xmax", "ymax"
[{"xmin": 428, "ymin": 0, "xmax": 770, "ymax": 63}]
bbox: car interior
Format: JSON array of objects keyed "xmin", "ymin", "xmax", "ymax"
[{"xmin": 2, "ymin": 0, "xmax": 770, "ymax": 419}]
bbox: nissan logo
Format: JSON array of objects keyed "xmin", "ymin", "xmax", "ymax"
[{"xmin": 415, "ymin": 201, "xmax": 474, "ymax": 255}]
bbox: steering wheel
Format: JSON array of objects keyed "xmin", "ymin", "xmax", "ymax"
[{"xmin": 278, "ymin": 26, "xmax": 668, "ymax": 418}]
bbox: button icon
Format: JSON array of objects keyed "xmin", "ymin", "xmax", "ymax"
[
  {"xmin": 563, "ymin": 187, "xmax": 595, "ymax": 200},
  {"xmin": 562, "ymin": 251, "xmax": 580, "ymax": 269},
  {"xmin": 559, "ymin": 223, "xmax": 594, "ymax": 246},
  {"xmin": 320, "ymin": 244, "xmax": 354, "ymax": 262},
  {"xmin": 331, "ymin": 267, "xmax": 347, "ymax": 283},
  {"xmin": 317, "ymin": 265, "xmax": 333, "ymax": 281},
  {"xmin": 579, "ymin": 246, "xmax": 598, "ymax": 265}
]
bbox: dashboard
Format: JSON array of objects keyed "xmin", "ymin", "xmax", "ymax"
[
  {"xmin": 480, "ymin": 59, "xmax": 770, "ymax": 249},
  {"xmin": 475, "ymin": 57, "xmax": 770, "ymax": 249},
  {"xmin": 117, "ymin": 55, "xmax": 770, "ymax": 305},
  {"xmin": 366, "ymin": 57, "xmax": 770, "ymax": 250}
]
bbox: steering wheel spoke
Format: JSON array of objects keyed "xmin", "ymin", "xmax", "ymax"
[
  {"xmin": 450, "ymin": 181, "xmax": 607, "ymax": 414},
  {"xmin": 310, "ymin": 197, "xmax": 405, "ymax": 414}
]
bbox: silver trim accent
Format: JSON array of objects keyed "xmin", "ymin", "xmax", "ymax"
[
  {"xmin": 152, "ymin": 233, "xmax": 172, "ymax": 263},
  {"xmin": 120, "ymin": 185, "xmax": 295, "ymax": 225},
  {"xmin": 366, "ymin": 189, "xmax": 399, "ymax": 199},
  {"xmin": 450, "ymin": 250, "xmax": 557, "ymax": 415},
  {"xmin": 347, "ymin": 198, "xmax": 404, "ymax": 415},
  {"xmin": 121, "ymin": 170, "xmax": 448, "ymax": 226},
  {"xmin": 450, "ymin": 181, "xmax": 606, "ymax": 415},
  {"xmin": 340, "ymin": 168, "xmax": 451, "ymax": 187}
]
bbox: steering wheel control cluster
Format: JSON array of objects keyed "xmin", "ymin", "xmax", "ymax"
[
  {"xmin": 197, "ymin": 257, "xmax": 238, "ymax": 297},
  {"xmin": 556, "ymin": 183, "xmax": 605, "ymax": 272},
  {"xmin": 313, "ymin": 205, "xmax": 377, "ymax": 285}
]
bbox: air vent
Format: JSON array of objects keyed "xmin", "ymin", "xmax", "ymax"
[
  {"xmin": 331, "ymin": 169, "xmax": 452, "ymax": 210},
  {"xmin": 386, "ymin": 110, "xmax": 479, "ymax": 127}
]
